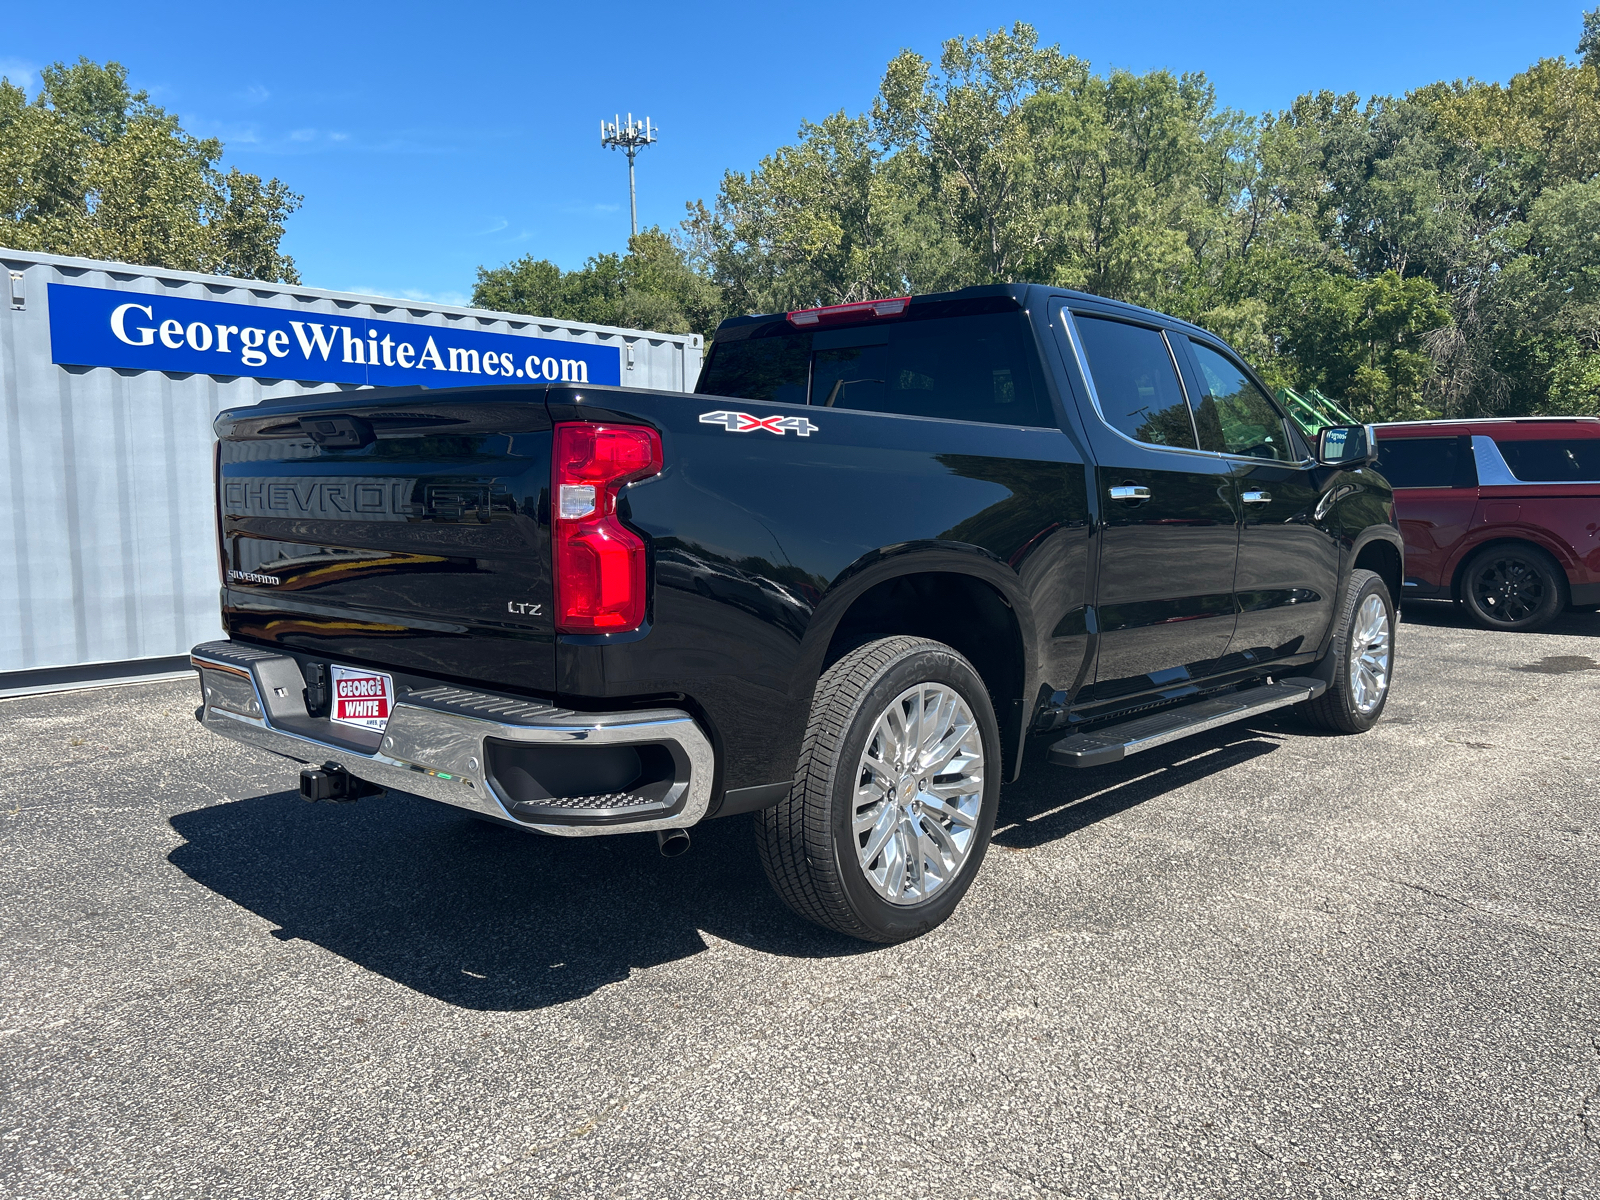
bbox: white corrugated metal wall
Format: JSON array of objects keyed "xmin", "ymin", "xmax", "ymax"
[{"xmin": 0, "ymin": 249, "xmax": 703, "ymax": 677}]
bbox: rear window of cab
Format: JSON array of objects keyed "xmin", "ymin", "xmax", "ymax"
[{"xmin": 696, "ymin": 310, "xmax": 1052, "ymax": 428}]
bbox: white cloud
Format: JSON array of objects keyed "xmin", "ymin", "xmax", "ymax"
[
  {"xmin": 288, "ymin": 128, "xmax": 318, "ymax": 142},
  {"xmin": 0, "ymin": 57, "xmax": 38, "ymax": 96},
  {"xmin": 237, "ymin": 84, "xmax": 270, "ymax": 104},
  {"xmin": 397, "ymin": 288, "xmax": 471, "ymax": 307},
  {"xmin": 334, "ymin": 283, "xmax": 471, "ymax": 307}
]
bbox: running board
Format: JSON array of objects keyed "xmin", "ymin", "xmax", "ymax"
[{"xmin": 1047, "ymin": 680, "xmax": 1326, "ymax": 769}]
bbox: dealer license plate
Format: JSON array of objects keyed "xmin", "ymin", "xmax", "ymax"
[{"xmin": 329, "ymin": 664, "xmax": 395, "ymax": 732}]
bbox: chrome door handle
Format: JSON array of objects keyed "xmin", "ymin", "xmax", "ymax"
[
  {"xmin": 1108, "ymin": 485, "xmax": 1151, "ymax": 501},
  {"xmin": 1242, "ymin": 490, "xmax": 1272, "ymax": 504}
]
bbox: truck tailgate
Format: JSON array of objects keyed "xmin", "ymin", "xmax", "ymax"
[{"xmin": 215, "ymin": 391, "xmax": 556, "ymax": 694}]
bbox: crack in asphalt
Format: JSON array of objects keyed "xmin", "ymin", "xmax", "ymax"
[
  {"xmin": 1374, "ymin": 874, "xmax": 1600, "ymax": 937},
  {"xmin": 1248, "ymin": 1135, "xmax": 1359, "ymax": 1198},
  {"xmin": 863, "ymin": 1120, "xmax": 1072, "ymax": 1200},
  {"xmin": 1583, "ymin": 1035, "xmax": 1600, "ymax": 1150}
]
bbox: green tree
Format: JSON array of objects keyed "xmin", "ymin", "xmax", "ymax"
[
  {"xmin": 874, "ymin": 23, "xmax": 1085, "ymax": 284},
  {"xmin": 1268, "ymin": 269, "xmax": 1452, "ymax": 421},
  {"xmin": 1579, "ymin": 7, "xmax": 1600, "ymax": 70},
  {"xmin": 473, "ymin": 228, "xmax": 724, "ymax": 338},
  {"xmin": 475, "ymin": 9, "xmax": 1600, "ymax": 414},
  {"xmin": 685, "ymin": 110, "xmax": 968, "ymax": 314},
  {"xmin": 0, "ymin": 58, "xmax": 301, "ymax": 282},
  {"xmin": 1497, "ymin": 177, "xmax": 1600, "ymax": 413}
]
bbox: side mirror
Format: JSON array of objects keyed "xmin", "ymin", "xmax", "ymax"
[{"xmin": 1316, "ymin": 424, "xmax": 1376, "ymax": 467}]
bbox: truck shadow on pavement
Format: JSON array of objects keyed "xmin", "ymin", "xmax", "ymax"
[
  {"xmin": 1400, "ymin": 599, "xmax": 1600, "ymax": 639},
  {"xmin": 168, "ymin": 791, "xmax": 836, "ymax": 1012},
  {"xmin": 994, "ymin": 727, "xmax": 1284, "ymax": 850},
  {"xmin": 167, "ymin": 723, "xmax": 1287, "ymax": 1012}
]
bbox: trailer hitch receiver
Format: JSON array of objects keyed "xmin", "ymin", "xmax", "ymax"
[{"xmin": 300, "ymin": 761, "xmax": 385, "ymax": 803}]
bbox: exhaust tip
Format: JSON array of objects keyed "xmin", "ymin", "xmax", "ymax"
[{"xmin": 656, "ymin": 828, "xmax": 691, "ymax": 857}]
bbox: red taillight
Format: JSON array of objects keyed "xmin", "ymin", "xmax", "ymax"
[
  {"xmin": 786, "ymin": 296, "xmax": 910, "ymax": 327},
  {"xmin": 552, "ymin": 422, "xmax": 663, "ymax": 633}
]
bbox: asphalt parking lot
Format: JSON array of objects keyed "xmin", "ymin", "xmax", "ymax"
[{"xmin": 2, "ymin": 603, "xmax": 1597, "ymax": 1200}]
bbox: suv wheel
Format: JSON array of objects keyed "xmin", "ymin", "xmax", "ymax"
[
  {"xmin": 1462, "ymin": 545, "xmax": 1568, "ymax": 632},
  {"xmin": 756, "ymin": 636, "xmax": 1001, "ymax": 944},
  {"xmin": 1301, "ymin": 568, "xmax": 1394, "ymax": 734}
]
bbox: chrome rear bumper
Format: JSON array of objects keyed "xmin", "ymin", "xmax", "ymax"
[{"xmin": 189, "ymin": 640, "xmax": 715, "ymax": 836}]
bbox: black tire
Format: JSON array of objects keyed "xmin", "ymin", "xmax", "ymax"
[
  {"xmin": 756, "ymin": 636, "xmax": 1001, "ymax": 944},
  {"xmin": 1300, "ymin": 568, "xmax": 1395, "ymax": 734},
  {"xmin": 1461, "ymin": 544, "xmax": 1569, "ymax": 632}
]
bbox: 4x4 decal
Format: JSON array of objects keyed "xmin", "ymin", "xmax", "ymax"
[{"xmin": 700, "ymin": 410, "xmax": 818, "ymax": 437}]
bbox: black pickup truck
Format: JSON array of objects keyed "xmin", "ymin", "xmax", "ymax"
[{"xmin": 193, "ymin": 284, "xmax": 1403, "ymax": 943}]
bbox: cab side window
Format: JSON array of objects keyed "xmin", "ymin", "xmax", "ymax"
[
  {"xmin": 699, "ymin": 311, "xmax": 1053, "ymax": 426},
  {"xmin": 1496, "ymin": 438, "xmax": 1600, "ymax": 481},
  {"xmin": 1187, "ymin": 341, "xmax": 1291, "ymax": 461},
  {"xmin": 822, "ymin": 312, "xmax": 1051, "ymax": 427},
  {"xmin": 1074, "ymin": 315, "xmax": 1197, "ymax": 449},
  {"xmin": 1376, "ymin": 437, "xmax": 1470, "ymax": 488}
]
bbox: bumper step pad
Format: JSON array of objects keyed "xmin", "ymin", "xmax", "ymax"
[{"xmin": 1047, "ymin": 680, "xmax": 1325, "ymax": 769}]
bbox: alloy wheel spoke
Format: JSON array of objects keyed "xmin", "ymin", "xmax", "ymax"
[
  {"xmin": 882, "ymin": 832, "xmax": 908, "ymax": 897},
  {"xmin": 900, "ymin": 814, "xmax": 923, "ymax": 891},
  {"xmin": 915, "ymin": 692, "xmax": 947, "ymax": 768},
  {"xmin": 921, "ymin": 816, "xmax": 960, "ymax": 863},
  {"xmin": 920, "ymin": 791, "xmax": 978, "ymax": 828},
  {"xmin": 924, "ymin": 721, "xmax": 974, "ymax": 777},
  {"xmin": 860, "ymin": 806, "xmax": 899, "ymax": 864},
  {"xmin": 860, "ymin": 754, "xmax": 896, "ymax": 796},
  {"xmin": 927, "ymin": 776, "xmax": 981, "ymax": 808}
]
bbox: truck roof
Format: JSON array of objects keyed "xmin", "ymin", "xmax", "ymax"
[{"xmin": 712, "ymin": 283, "xmax": 1212, "ymax": 342}]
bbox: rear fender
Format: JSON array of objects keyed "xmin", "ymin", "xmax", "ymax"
[
  {"xmin": 792, "ymin": 542, "xmax": 1041, "ymax": 781},
  {"xmin": 1446, "ymin": 531, "xmax": 1580, "ymax": 599}
]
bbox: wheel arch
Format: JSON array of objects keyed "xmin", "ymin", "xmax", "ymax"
[
  {"xmin": 1351, "ymin": 535, "xmax": 1403, "ymax": 604},
  {"xmin": 1447, "ymin": 535, "xmax": 1574, "ymax": 602},
  {"xmin": 796, "ymin": 544, "xmax": 1039, "ymax": 782}
]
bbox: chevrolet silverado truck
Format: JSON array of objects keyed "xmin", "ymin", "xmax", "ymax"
[{"xmin": 192, "ymin": 284, "xmax": 1403, "ymax": 943}]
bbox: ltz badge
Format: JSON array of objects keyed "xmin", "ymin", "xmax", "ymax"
[{"xmin": 699, "ymin": 410, "xmax": 818, "ymax": 437}]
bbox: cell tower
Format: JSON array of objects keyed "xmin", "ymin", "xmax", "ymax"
[{"xmin": 599, "ymin": 114, "xmax": 657, "ymax": 238}]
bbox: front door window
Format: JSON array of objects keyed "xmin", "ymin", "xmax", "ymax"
[{"xmin": 1188, "ymin": 341, "xmax": 1292, "ymax": 462}]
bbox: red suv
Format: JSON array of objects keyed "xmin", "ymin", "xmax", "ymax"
[{"xmin": 1374, "ymin": 417, "xmax": 1600, "ymax": 631}]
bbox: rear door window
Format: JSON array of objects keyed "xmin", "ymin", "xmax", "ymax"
[
  {"xmin": 696, "ymin": 310, "xmax": 1051, "ymax": 427},
  {"xmin": 1186, "ymin": 341, "xmax": 1291, "ymax": 461},
  {"xmin": 1495, "ymin": 438, "xmax": 1600, "ymax": 481},
  {"xmin": 1377, "ymin": 437, "xmax": 1472, "ymax": 488},
  {"xmin": 1072, "ymin": 315, "xmax": 1197, "ymax": 449}
]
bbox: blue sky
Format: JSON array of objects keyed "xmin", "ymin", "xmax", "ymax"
[{"xmin": 3, "ymin": 2, "xmax": 1589, "ymax": 305}]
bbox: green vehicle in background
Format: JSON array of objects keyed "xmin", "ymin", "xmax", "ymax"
[{"xmin": 1277, "ymin": 386, "xmax": 1361, "ymax": 439}]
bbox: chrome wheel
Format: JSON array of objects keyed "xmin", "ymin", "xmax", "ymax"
[
  {"xmin": 851, "ymin": 682, "xmax": 985, "ymax": 906},
  {"xmin": 1349, "ymin": 593, "xmax": 1392, "ymax": 714}
]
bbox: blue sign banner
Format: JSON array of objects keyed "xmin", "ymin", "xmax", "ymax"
[{"xmin": 46, "ymin": 282, "xmax": 621, "ymax": 388}]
